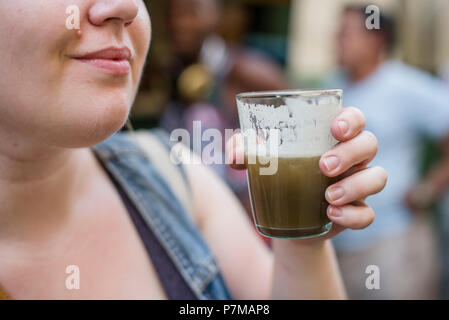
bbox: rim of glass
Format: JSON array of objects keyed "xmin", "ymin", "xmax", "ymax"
[{"xmin": 236, "ymin": 89, "xmax": 342, "ymax": 99}]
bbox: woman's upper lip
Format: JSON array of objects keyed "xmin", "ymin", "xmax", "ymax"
[{"xmin": 71, "ymin": 47, "xmax": 132, "ymax": 60}]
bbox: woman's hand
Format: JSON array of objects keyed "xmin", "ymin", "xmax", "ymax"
[{"xmin": 227, "ymin": 107, "xmax": 387, "ymax": 241}]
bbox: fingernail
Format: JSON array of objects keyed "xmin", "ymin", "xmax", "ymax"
[
  {"xmin": 327, "ymin": 186, "xmax": 345, "ymax": 202},
  {"xmin": 338, "ymin": 121, "xmax": 349, "ymax": 136},
  {"xmin": 328, "ymin": 206, "xmax": 343, "ymax": 217},
  {"xmin": 322, "ymin": 156, "xmax": 340, "ymax": 172}
]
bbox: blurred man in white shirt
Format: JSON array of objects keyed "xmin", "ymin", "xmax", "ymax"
[{"xmin": 325, "ymin": 5, "xmax": 449, "ymax": 299}]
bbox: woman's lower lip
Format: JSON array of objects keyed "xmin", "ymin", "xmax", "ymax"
[{"xmin": 74, "ymin": 58, "xmax": 131, "ymax": 75}]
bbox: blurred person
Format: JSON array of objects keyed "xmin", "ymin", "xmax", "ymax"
[
  {"xmin": 324, "ymin": 5, "xmax": 449, "ymax": 299},
  {"xmin": 441, "ymin": 191, "xmax": 449, "ymax": 298},
  {"xmin": 161, "ymin": 0, "xmax": 289, "ymax": 213},
  {"xmin": 438, "ymin": 61, "xmax": 449, "ymax": 298},
  {"xmin": 0, "ymin": 0, "xmax": 386, "ymax": 300},
  {"xmin": 163, "ymin": 0, "xmax": 289, "ymax": 127},
  {"xmin": 440, "ymin": 62, "xmax": 449, "ymax": 85}
]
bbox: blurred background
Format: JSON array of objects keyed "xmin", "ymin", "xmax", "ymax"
[
  {"xmin": 132, "ymin": 0, "xmax": 449, "ymax": 124},
  {"xmin": 132, "ymin": 0, "xmax": 449, "ymax": 299}
]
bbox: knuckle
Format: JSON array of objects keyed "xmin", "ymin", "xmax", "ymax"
[
  {"xmin": 372, "ymin": 166, "xmax": 388, "ymax": 190},
  {"xmin": 352, "ymin": 206, "xmax": 375, "ymax": 229},
  {"xmin": 355, "ymin": 108, "xmax": 367, "ymax": 127},
  {"xmin": 362, "ymin": 130, "xmax": 378, "ymax": 153},
  {"xmin": 362, "ymin": 130, "xmax": 377, "ymax": 144},
  {"xmin": 364, "ymin": 207, "xmax": 375, "ymax": 227},
  {"xmin": 345, "ymin": 106, "xmax": 359, "ymax": 115},
  {"xmin": 346, "ymin": 107, "xmax": 366, "ymax": 128},
  {"xmin": 347, "ymin": 176, "xmax": 370, "ymax": 201}
]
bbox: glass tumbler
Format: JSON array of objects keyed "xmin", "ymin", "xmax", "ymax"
[{"xmin": 236, "ymin": 89, "xmax": 342, "ymax": 239}]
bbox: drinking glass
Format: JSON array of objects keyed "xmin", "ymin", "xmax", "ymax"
[{"xmin": 236, "ymin": 89, "xmax": 342, "ymax": 239}]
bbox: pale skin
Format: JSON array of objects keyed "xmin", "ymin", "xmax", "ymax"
[{"xmin": 0, "ymin": 1, "xmax": 387, "ymax": 299}]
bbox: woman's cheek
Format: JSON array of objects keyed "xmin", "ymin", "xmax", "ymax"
[{"xmin": 131, "ymin": 8, "xmax": 151, "ymax": 78}]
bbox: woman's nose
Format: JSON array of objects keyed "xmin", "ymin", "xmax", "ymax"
[{"xmin": 88, "ymin": 0, "xmax": 139, "ymax": 27}]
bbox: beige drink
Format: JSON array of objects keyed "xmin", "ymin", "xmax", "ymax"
[
  {"xmin": 237, "ymin": 89, "xmax": 342, "ymax": 238},
  {"xmin": 247, "ymin": 156, "xmax": 336, "ymax": 238}
]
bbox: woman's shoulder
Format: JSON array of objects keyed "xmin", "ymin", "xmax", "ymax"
[{"xmin": 94, "ymin": 129, "xmax": 196, "ymax": 222}]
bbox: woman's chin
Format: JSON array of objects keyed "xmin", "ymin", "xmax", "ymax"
[{"xmin": 59, "ymin": 108, "xmax": 131, "ymax": 149}]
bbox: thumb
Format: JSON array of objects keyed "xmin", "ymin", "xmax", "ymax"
[{"xmin": 226, "ymin": 133, "xmax": 247, "ymax": 170}]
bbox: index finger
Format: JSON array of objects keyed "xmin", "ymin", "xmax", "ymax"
[{"xmin": 331, "ymin": 107, "xmax": 366, "ymax": 142}]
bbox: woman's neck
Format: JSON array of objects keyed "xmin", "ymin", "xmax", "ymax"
[{"xmin": 0, "ymin": 141, "xmax": 93, "ymax": 239}]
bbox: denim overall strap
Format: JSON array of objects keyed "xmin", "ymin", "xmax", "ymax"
[{"xmin": 92, "ymin": 131, "xmax": 232, "ymax": 300}]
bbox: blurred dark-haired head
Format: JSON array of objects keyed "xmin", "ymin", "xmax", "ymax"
[
  {"xmin": 337, "ymin": 5, "xmax": 395, "ymax": 77},
  {"xmin": 167, "ymin": 0, "xmax": 220, "ymax": 60}
]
